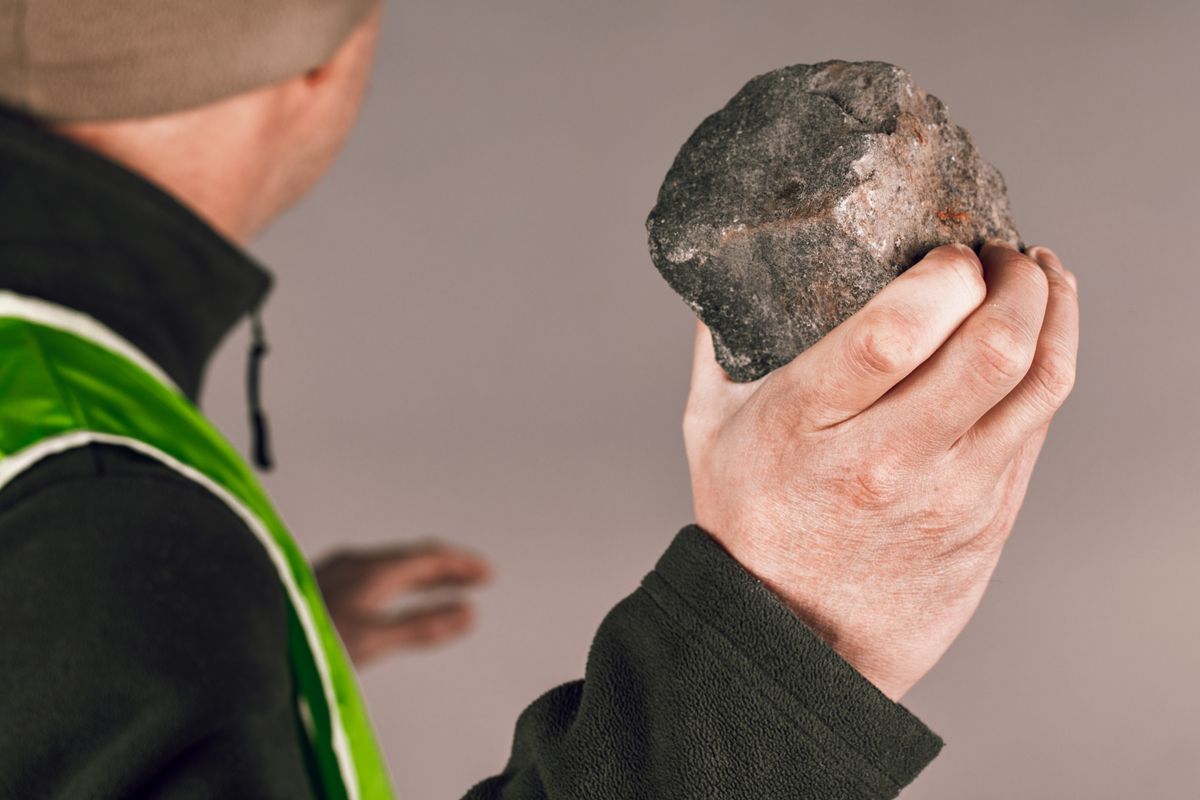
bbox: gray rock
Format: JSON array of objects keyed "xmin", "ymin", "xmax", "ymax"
[{"xmin": 646, "ymin": 60, "xmax": 1021, "ymax": 382}]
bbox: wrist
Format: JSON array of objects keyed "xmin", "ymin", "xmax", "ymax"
[
  {"xmin": 702, "ymin": 524, "xmax": 920, "ymax": 702},
  {"xmin": 668, "ymin": 523, "xmax": 941, "ymax": 711}
]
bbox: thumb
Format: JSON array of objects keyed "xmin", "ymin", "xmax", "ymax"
[{"xmin": 686, "ymin": 318, "xmax": 762, "ymax": 425}]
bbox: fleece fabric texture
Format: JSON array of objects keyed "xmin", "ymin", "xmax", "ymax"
[
  {"xmin": 0, "ymin": 445, "xmax": 323, "ymax": 799},
  {"xmin": 463, "ymin": 526, "xmax": 942, "ymax": 799},
  {"xmin": 0, "ymin": 102, "xmax": 943, "ymax": 797}
]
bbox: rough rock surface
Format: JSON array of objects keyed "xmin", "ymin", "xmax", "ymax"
[{"xmin": 647, "ymin": 60, "xmax": 1021, "ymax": 382}]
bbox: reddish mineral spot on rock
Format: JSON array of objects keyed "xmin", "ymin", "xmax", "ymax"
[{"xmin": 936, "ymin": 210, "xmax": 972, "ymax": 223}]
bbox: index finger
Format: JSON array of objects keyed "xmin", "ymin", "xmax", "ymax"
[
  {"xmin": 357, "ymin": 545, "xmax": 492, "ymax": 604},
  {"xmin": 767, "ymin": 243, "xmax": 988, "ymax": 431}
]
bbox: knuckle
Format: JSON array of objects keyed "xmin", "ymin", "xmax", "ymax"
[
  {"xmin": 969, "ymin": 315, "xmax": 1035, "ymax": 387},
  {"xmin": 1011, "ymin": 253, "xmax": 1051, "ymax": 292},
  {"xmin": 843, "ymin": 457, "xmax": 903, "ymax": 510},
  {"xmin": 1027, "ymin": 345, "xmax": 1077, "ymax": 409},
  {"xmin": 845, "ymin": 307, "xmax": 915, "ymax": 376}
]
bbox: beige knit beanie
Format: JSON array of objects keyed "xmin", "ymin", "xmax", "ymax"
[{"xmin": 0, "ymin": 0, "xmax": 379, "ymax": 122}]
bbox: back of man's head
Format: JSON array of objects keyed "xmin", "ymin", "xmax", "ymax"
[{"xmin": 0, "ymin": 0, "xmax": 383, "ymax": 242}]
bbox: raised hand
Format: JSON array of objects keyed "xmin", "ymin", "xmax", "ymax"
[{"xmin": 684, "ymin": 241, "xmax": 1079, "ymax": 701}]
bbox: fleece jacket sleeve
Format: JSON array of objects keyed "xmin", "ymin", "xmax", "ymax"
[{"xmin": 462, "ymin": 524, "xmax": 943, "ymax": 800}]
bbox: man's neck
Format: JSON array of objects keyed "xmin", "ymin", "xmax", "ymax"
[
  {"xmin": 50, "ymin": 125, "xmax": 257, "ymax": 245},
  {"xmin": 46, "ymin": 89, "xmax": 288, "ymax": 246},
  {"xmin": 0, "ymin": 106, "xmax": 273, "ymax": 401}
]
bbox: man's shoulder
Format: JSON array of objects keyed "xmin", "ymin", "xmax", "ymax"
[
  {"xmin": 0, "ymin": 441, "xmax": 291, "ymax": 684},
  {"xmin": 0, "ymin": 440, "xmax": 223, "ymax": 516},
  {"xmin": 0, "ymin": 446, "xmax": 316, "ymax": 797}
]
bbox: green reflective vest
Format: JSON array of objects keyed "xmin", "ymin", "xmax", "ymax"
[{"xmin": 0, "ymin": 291, "xmax": 394, "ymax": 800}]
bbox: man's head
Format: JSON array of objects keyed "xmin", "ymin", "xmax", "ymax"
[{"xmin": 0, "ymin": 0, "xmax": 384, "ymax": 243}]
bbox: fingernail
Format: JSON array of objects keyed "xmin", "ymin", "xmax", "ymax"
[
  {"xmin": 1027, "ymin": 245, "xmax": 1066, "ymax": 277},
  {"xmin": 984, "ymin": 237, "xmax": 1017, "ymax": 251},
  {"xmin": 1027, "ymin": 244, "xmax": 1056, "ymax": 261}
]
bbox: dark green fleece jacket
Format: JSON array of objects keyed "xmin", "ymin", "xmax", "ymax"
[{"xmin": 0, "ymin": 104, "xmax": 942, "ymax": 799}]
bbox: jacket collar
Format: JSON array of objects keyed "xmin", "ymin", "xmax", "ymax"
[{"xmin": 0, "ymin": 103, "xmax": 272, "ymax": 403}]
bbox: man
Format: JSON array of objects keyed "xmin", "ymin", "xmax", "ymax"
[{"xmin": 0, "ymin": 1, "xmax": 1080, "ymax": 798}]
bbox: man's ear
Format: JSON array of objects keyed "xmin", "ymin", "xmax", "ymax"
[
  {"xmin": 302, "ymin": 62, "xmax": 333, "ymax": 90},
  {"xmin": 300, "ymin": 1, "xmax": 383, "ymax": 92}
]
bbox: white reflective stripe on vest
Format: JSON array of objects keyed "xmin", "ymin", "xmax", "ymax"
[
  {"xmin": 0, "ymin": 290, "xmax": 181, "ymax": 394},
  {"xmin": 0, "ymin": 291, "xmax": 365, "ymax": 800}
]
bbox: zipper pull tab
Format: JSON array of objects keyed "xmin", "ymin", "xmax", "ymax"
[{"xmin": 247, "ymin": 308, "xmax": 273, "ymax": 471}]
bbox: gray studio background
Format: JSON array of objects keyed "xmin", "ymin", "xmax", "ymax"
[{"xmin": 201, "ymin": 1, "xmax": 1199, "ymax": 797}]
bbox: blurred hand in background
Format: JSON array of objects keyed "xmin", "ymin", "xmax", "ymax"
[{"xmin": 315, "ymin": 541, "xmax": 492, "ymax": 667}]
